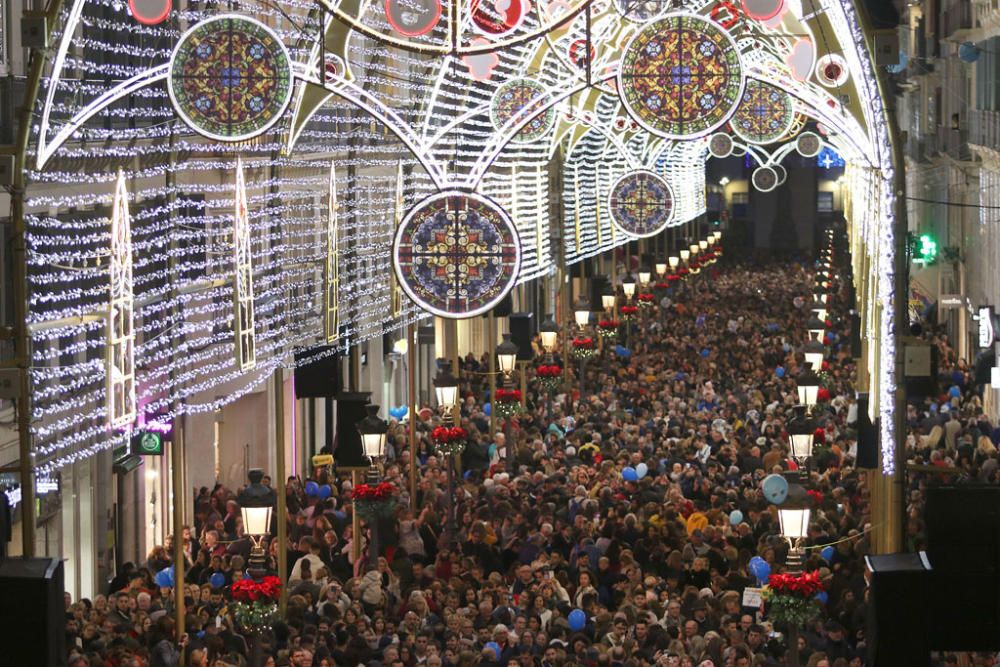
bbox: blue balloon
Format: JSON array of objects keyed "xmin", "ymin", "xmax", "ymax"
[
  {"xmin": 775, "ymin": 366, "xmax": 785, "ymax": 378},
  {"xmin": 305, "ymin": 481, "xmax": 320, "ymax": 497},
  {"xmin": 749, "ymin": 557, "xmax": 770, "ymax": 583},
  {"xmin": 483, "ymin": 403, "xmax": 492, "ymax": 416},
  {"xmin": 959, "ymin": 41, "xmax": 980, "ymax": 63},
  {"xmin": 318, "ymin": 484, "xmax": 332, "ymax": 499},
  {"xmin": 821, "ymin": 545, "xmax": 836, "ymax": 562},
  {"xmin": 615, "ymin": 345, "xmax": 631, "ymax": 358},
  {"xmin": 389, "ymin": 405, "xmax": 408, "ymax": 420},
  {"xmin": 636, "ymin": 462, "xmax": 648, "ymax": 479},
  {"xmin": 568, "ymin": 608, "xmax": 587, "ymax": 632},
  {"xmin": 155, "ymin": 566, "xmax": 175, "ymax": 588},
  {"xmin": 700, "ymin": 348, "xmax": 711, "ymax": 358},
  {"xmin": 949, "ymin": 385, "xmax": 961, "ymax": 398},
  {"xmin": 209, "ymin": 572, "xmax": 225, "ymax": 589},
  {"xmin": 485, "ymin": 642, "xmax": 501, "ymax": 660},
  {"xmin": 815, "ymin": 591, "xmax": 829, "ymax": 604},
  {"xmin": 729, "ymin": 510, "xmax": 744, "ymax": 526},
  {"xmin": 622, "ymin": 466, "xmax": 638, "ymax": 482},
  {"xmin": 761, "ymin": 474, "xmax": 789, "ymax": 505}
]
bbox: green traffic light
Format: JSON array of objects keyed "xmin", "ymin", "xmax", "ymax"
[{"xmin": 918, "ymin": 234, "xmax": 937, "ymax": 261}]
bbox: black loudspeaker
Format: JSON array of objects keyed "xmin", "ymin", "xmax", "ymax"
[
  {"xmin": 483, "ymin": 294, "xmax": 512, "ymax": 318},
  {"xmin": 865, "ymin": 552, "xmax": 932, "ymax": 666},
  {"xmin": 333, "ymin": 392, "xmax": 372, "ymax": 468},
  {"xmin": 589, "ymin": 275, "xmax": 609, "ymax": 310},
  {"xmin": 850, "ymin": 312, "xmax": 862, "ymax": 358},
  {"xmin": 923, "ymin": 487, "xmax": 1000, "ymax": 651},
  {"xmin": 417, "ymin": 325, "xmax": 436, "ymax": 345},
  {"xmin": 509, "ymin": 313, "xmax": 534, "ymax": 361},
  {"xmin": 855, "ymin": 393, "xmax": 878, "ymax": 469},
  {"xmin": 294, "ymin": 347, "xmax": 342, "ymax": 398},
  {"xmin": 0, "ymin": 558, "xmax": 65, "ymax": 667}
]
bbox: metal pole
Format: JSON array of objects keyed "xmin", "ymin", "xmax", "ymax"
[
  {"xmin": 518, "ymin": 361, "xmax": 527, "ymax": 409},
  {"xmin": 488, "ymin": 312, "xmax": 497, "ymax": 437},
  {"xmin": 407, "ymin": 324, "xmax": 418, "ymax": 510},
  {"xmin": 351, "ymin": 470, "xmax": 362, "ymax": 564},
  {"xmin": 9, "ymin": 0, "xmax": 66, "ymax": 557},
  {"xmin": 171, "ymin": 422, "xmax": 186, "ymax": 667},
  {"xmin": 274, "ymin": 372, "xmax": 288, "ymax": 615}
]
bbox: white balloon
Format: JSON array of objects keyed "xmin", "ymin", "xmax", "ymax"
[{"xmin": 636, "ymin": 462, "xmax": 649, "ymax": 479}]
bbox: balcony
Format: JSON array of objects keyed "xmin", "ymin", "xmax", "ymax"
[
  {"xmin": 941, "ymin": 0, "xmax": 972, "ymax": 39},
  {"xmin": 969, "ymin": 109, "xmax": 1000, "ymax": 150}
]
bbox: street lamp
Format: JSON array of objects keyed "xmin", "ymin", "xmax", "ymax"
[
  {"xmin": 539, "ymin": 317, "xmax": 559, "ymax": 353},
  {"xmin": 786, "ymin": 408, "xmax": 816, "ymax": 464},
  {"xmin": 796, "ymin": 369, "xmax": 821, "ymax": 408},
  {"xmin": 655, "ymin": 260, "xmax": 668, "ymax": 277},
  {"xmin": 574, "ymin": 297, "xmax": 592, "ymax": 328},
  {"xmin": 638, "ymin": 267, "xmax": 652, "ymax": 286},
  {"xmin": 358, "ymin": 404, "xmax": 388, "ymax": 464},
  {"xmin": 679, "ymin": 248, "xmax": 691, "ymax": 262},
  {"xmin": 622, "ymin": 274, "xmax": 637, "ymax": 301},
  {"xmin": 433, "ymin": 360, "xmax": 459, "ymax": 411},
  {"xmin": 807, "ymin": 315, "xmax": 826, "ymax": 342},
  {"xmin": 497, "ymin": 333, "xmax": 519, "ymax": 379},
  {"xmin": 814, "ymin": 291, "xmax": 828, "ymax": 304},
  {"xmin": 669, "ymin": 256, "xmax": 680, "ymax": 269},
  {"xmin": 601, "ymin": 283, "xmax": 616, "ymax": 312},
  {"xmin": 699, "ymin": 239, "xmax": 708, "ymax": 251},
  {"xmin": 689, "ymin": 243, "xmax": 700, "ymax": 257},
  {"xmin": 238, "ymin": 469, "xmax": 275, "ymax": 580},
  {"xmin": 802, "ymin": 338, "xmax": 826, "ymax": 372},
  {"xmin": 778, "ymin": 472, "xmax": 811, "ymax": 552}
]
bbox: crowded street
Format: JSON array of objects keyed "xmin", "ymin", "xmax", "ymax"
[{"xmin": 59, "ymin": 252, "xmax": 998, "ymax": 667}]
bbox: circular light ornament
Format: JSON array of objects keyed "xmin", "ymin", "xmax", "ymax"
[
  {"xmin": 168, "ymin": 15, "xmax": 293, "ymax": 142},
  {"xmin": 709, "ymin": 132, "xmax": 734, "ymax": 158},
  {"xmin": 569, "ymin": 39, "xmax": 595, "ymax": 69},
  {"xmin": 385, "ymin": 0, "xmax": 442, "ymax": 36},
  {"xmin": 730, "ymin": 80, "xmax": 795, "ymax": 145},
  {"xmin": 393, "ymin": 191, "xmax": 521, "ymax": 319},
  {"xmin": 470, "ymin": 0, "xmax": 529, "ymax": 36},
  {"xmin": 740, "ymin": 0, "xmax": 783, "ymax": 21},
  {"xmin": 608, "ymin": 170, "xmax": 676, "ymax": 238},
  {"xmin": 772, "ymin": 163, "xmax": 787, "ymax": 185},
  {"xmin": 796, "ymin": 131, "xmax": 822, "ymax": 157},
  {"xmin": 614, "ymin": 0, "xmax": 667, "ymax": 23},
  {"xmin": 618, "ymin": 14, "xmax": 744, "ymax": 139},
  {"xmin": 490, "ymin": 78, "xmax": 556, "ymax": 144},
  {"xmin": 815, "ymin": 54, "xmax": 849, "ymax": 87},
  {"xmin": 129, "ymin": 0, "xmax": 171, "ymax": 25},
  {"xmin": 752, "ymin": 166, "xmax": 779, "ymax": 192}
]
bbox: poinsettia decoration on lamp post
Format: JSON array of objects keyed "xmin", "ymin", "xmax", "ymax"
[
  {"xmin": 571, "ymin": 337, "xmax": 597, "ymax": 360},
  {"xmin": 432, "ymin": 425, "xmax": 467, "ymax": 457},
  {"xmin": 231, "ymin": 576, "xmax": 282, "ymax": 630},
  {"xmin": 350, "ymin": 481, "xmax": 398, "ymax": 521},
  {"xmin": 597, "ymin": 319, "xmax": 619, "ymax": 341},
  {"xmin": 762, "ymin": 570, "xmax": 824, "ymax": 628},
  {"xmin": 535, "ymin": 364, "xmax": 563, "ymax": 392},
  {"xmin": 494, "ymin": 388, "xmax": 523, "ymax": 419}
]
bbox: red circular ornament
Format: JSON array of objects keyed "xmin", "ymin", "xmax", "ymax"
[
  {"xmin": 471, "ymin": 0, "xmax": 529, "ymax": 35},
  {"xmin": 129, "ymin": 0, "xmax": 171, "ymax": 25},
  {"xmin": 569, "ymin": 39, "xmax": 595, "ymax": 69}
]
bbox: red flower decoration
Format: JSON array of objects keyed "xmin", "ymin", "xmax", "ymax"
[
  {"xmin": 813, "ymin": 428, "xmax": 826, "ymax": 444},
  {"xmin": 821, "ymin": 361, "xmax": 830, "ymax": 371},
  {"xmin": 653, "ymin": 282, "xmax": 670, "ymax": 290},
  {"xmin": 351, "ymin": 482, "xmax": 397, "ymax": 500},
  {"xmin": 767, "ymin": 570, "xmax": 824, "ymax": 598},
  {"xmin": 432, "ymin": 426, "xmax": 467, "ymax": 443},
  {"xmin": 816, "ymin": 388, "xmax": 831, "ymax": 402},
  {"xmin": 637, "ymin": 293, "xmax": 655, "ymax": 302},
  {"xmin": 232, "ymin": 576, "xmax": 282, "ymax": 603},
  {"xmin": 677, "ymin": 268, "xmax": 690, "ymax": 276},
  {"xmin": 572, "ymin": 337, "xmax": 595, "ymax": 349},
  {"xmin": 806, "ymin": 489, "xmax": 824, "ymax": 506},
  {"xmin": 496, "ymin": 388, "xmax": 522, "ymax": 403},
  {"xmin": 620, "ymin": 305, "xmax": 638, "ymax": 315},
  {"xmin": 536, "ymin": 364, "xmax": 562, "ymax": 377},
  {"xmin": 597, "ymin": 320, "xmax": 619, "ymax": 330},
  {"xmin": 666, "ymin": 274, "xmax": 681, "ymax": 282}
]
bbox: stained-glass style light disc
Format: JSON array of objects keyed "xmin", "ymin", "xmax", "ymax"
[
  {"xmin": 730, "ymin": 79, "xmax": 795, "ymax": 145},
  {"xmin": 614, "ymin": 0, "xmax": 666, "ymax": 23},
  {"xmin": 168, "ymin": 15, "xmax": 292, "ymax": 142},
  {"xmin": 490, "ymin": 78, "xmax": 556, "ymax": 144},
  {"xmin": 618, "ymin": 13, "xmax": 744, "ymax": 139},
  {"xmin": 709, "ymin": 132, "xmax": 734, "ymax": 157},
  {"xmin": 393, "ymin": 191, "xmax": 521, "ymax": 319},
  {"xmin": 815, "ymin": 54, "xmax": 849, "ymax": 87},
  {"xmin": 752, "ymin": 165, "xmax": 778, "ymax": 192},
  {"xmin": 796, "ymin": 131, "xmax": 822, "ymax": 157},
  {"xmin": 385, "ymin": 0, "xmax": 442, "ymax": 36},
  {"xmin": 608, "ymin": 170, "xmax": 675, "ymax": 238},
  {"xmin": 470, "ymin": 0, "xmax": 528, "ymax": 35}
]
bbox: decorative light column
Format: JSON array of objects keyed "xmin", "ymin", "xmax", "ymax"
[
  {"xmin": 237, "ymin": 469, "xmax": 277, "ymax": 667},
  {"xmin": 573, "ymin": 297, "xmax": 593, "ymax": 401}
]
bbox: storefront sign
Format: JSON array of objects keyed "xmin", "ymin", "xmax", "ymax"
[
  {"xmin": 939, "ymin": 295, "xmax": 963, "ymax": 310},
  {"xmin": 2, "ymin": 476, "xmax": 60, "ymax": 509},
  {"xmin": 131, "ymin": 430, "xmax": 164, "ymax": 456},
  {"xmin": 979, "ymin": 306, "xmax": 995, "ymax": 348}
]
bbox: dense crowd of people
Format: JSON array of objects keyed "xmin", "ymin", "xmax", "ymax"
[{"xmin": 64, "ymin": 249, "xmax": 1000, "ymax": 667}]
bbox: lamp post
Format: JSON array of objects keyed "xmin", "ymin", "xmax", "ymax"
[
  {"xmin": 620, "ymin": 276, "xmax": 635, "ymax": 347},
  {"xmin": 801, "ymin": 338, "xmax": 826, "ymax": 372},
  {"xmin": 357, "ymin": 404, "xmax": 387, "ymax": 568},
  {"xmin": 433, "ymin": 361, "xmax": 459, "ymax": 544},
  {"xmin": 638, "ymin": 266, "xmax": 652, "ymax": 287},
  {"xmin": 786, "ymin": 408, "xmax": 816, "ymax": 467},
  {"xmin": 539, "ymin": 316, "xmax": 560, "ymax": 422},
  {"xmin": 237, "ymin": 469, "xmax": 276, "ymax": 667},
  {"xmin": 655, "ymin": 259, "xmax": 668, "ymax": 279},
  {"xmin": 806, "ymin": 316, "xmax": 826, "ymax": 343},
  {"xmin": 796, "ymin": 369, "xmax": 821, "ymax": 409},
  {"xmin": 496, "ymin": 333, "xmax": 519, "ymax": 463},
  {"xmin": 574, "ymin": 297, "xmax": 591, "ymax": 401}
]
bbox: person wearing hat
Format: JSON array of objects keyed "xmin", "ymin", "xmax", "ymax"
[{"xmin": 820, "ymin": 620, "xmax": 851, "ymax": 662}]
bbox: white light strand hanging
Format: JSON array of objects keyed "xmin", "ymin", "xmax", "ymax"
[
  {"xmin": 233, "ymin": 157, "xmax": 256, "ymax": 371},
  {"xmin": 107, "ymin": 170, "xmax": 136, "ymax": 430}
]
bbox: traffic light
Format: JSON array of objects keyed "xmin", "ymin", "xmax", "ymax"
[{"xmin": 912, "ymin": 233, "xmax": 937, "ymax": 265}]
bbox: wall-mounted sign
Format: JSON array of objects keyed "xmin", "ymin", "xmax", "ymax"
[
  {"xmin": 939, "ymin": 295, "xmax": 963, "ymax": 310},
  {"xmin": 980, "ymin": 306, "xmax": 995, "ymax": 348},
  {"xmin": 2, "ymin": 476, "xmax": 60, "ymax": 509},
  {"xmin": 131, "ymin": 431, "xmax": 164, "ymax": 456}
]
